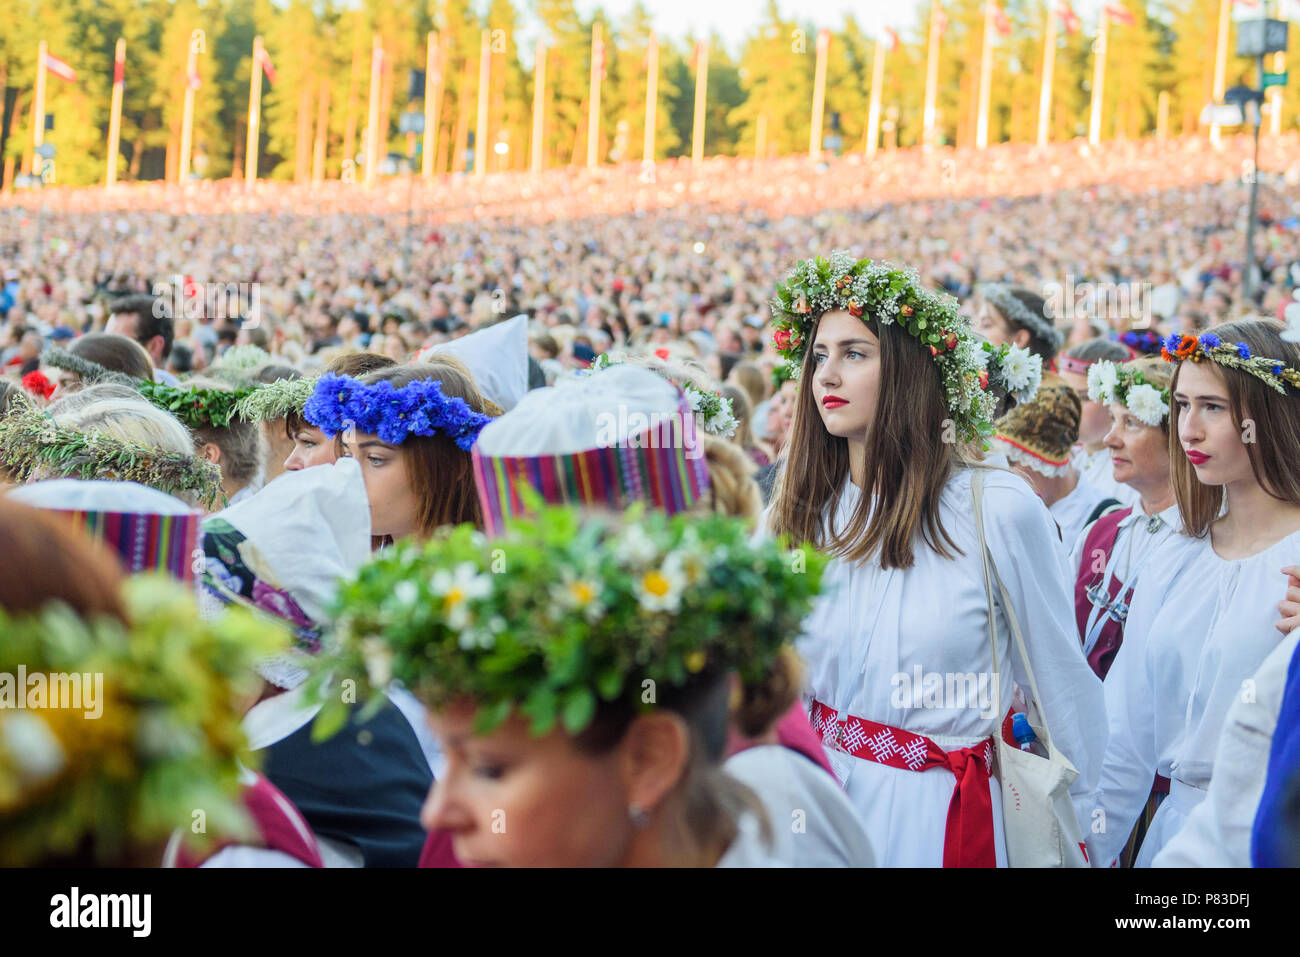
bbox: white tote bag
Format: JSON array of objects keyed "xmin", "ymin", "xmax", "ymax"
[{"xmin": 971, "ymin": 469, "xmax": 1089, "ymax": 868}]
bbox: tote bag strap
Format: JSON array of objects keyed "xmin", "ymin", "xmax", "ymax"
[
  {"xmin": 970, "ymin": 467, "xmax": 1060, "ymax": 751},
  {"xmin": 971, "ymin": 468, "xmax": 1004, "ymax": 720}
]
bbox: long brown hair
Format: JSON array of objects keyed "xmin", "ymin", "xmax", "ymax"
[
  {"xmin": 771, "ymin": 311, "xmax": 963, "ymax": 569},
  {"xmin": 361, "ymin": 360, "xmax": 492, "ymax": 538},
  {"xmin": 1170, "ymin": 318, "xmax": 1300, "ymax": 537}
]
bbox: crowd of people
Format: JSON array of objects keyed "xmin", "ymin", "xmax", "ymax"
[{"xmin": 1, "ymin": 133, "xmax": 1300, "ymax": 869}]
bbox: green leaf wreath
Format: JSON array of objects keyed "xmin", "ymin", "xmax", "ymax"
[{"xmin": 137, "ymin": 381, "xmax": 256, "ymax": 430}]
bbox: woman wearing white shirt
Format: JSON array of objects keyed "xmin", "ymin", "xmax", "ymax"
[
  {"xmin": 763, "ymin": 251, "xmax": 1105, "ymax": 867},
  {"xmin": 1089, "ymin": 319, "xmax": 1300, "ymax": 867}
]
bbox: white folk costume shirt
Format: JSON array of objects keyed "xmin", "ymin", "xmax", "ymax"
[
  {"xmin": 1090, "ymin": 527, "xmax": 1300, "ymax": 867},
  {"xmin": 1048, "ymin": 473, "xmax": 1113, "ymax": 555},
  {"xmin": 762, "ymin": 467, "xmax": 1106, "ymax": 868},
  {"xmin": 1073, "ymin": 445, "xmax": 1140, "ymax": 509},
  {"xmin": 1153, "ymin": 630, "xmax": 1300, "ymax": 868},
  {"xmin": 723, "ymin": 745, "xmax": 875, "ymax": 867},
  {"xmin": 1068, "ymin": 502, "xmax": 1183, "ymax": 659}
]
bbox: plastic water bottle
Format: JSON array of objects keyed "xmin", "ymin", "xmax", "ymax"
[{"xmin": 1012, "ymin": 713, "xmax": 1044, "ymax": 756}]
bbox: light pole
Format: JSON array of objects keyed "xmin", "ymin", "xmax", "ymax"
[{"xmin": 1234, "ymin": 14, "xmax": 1289, "ymax": 302}]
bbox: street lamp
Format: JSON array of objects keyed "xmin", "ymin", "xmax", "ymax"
[{"xmin": 1233, "ymin": 15, "xmax": 1289, "ymax": 301}]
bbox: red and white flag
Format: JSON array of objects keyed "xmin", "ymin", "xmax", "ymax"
[
  {"xmin": 817, "ymin": 28, "xmax": 831, "ymax": 54},
  {"xmin": 692, "ymin": 40, "xmax": 705, "ymax": 69},
  {"xmin": 1233, "ymin": 0, "xmax": 1260, "ymax": 7},
  {"xmin": 885, "ymin": 27, "xmax": 900, "ymax": 52},
  {"xmin": 113, "ymin": 46, "xmax": 125, "ymax": 85},
  {"xmin": 43, "ymin": 51, "xmax": 77, "ymax": 83},
  {"xmin": 1057, "ymin": 1, "xmax": 1081, "ymax": 34},
  {"xmin": 992, "ymin": 1, "xmax": 1012, "ymax": 37},
  {"xmin": 1104, "ymin": 3, "xmax": 1136, "ymax": 26},
  {"xmin": 258, "ymin": 46, "xmax": 277, "ymax": 84},
  {"xmin": 935, "ymin": 9, "xmax": 949, "ymax": 35}
]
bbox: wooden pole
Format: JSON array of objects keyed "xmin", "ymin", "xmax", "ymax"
[
  {"xmin": 423, "ymin": 32, "xmax": 441, "ymax": 179},
  {"xmin": 179, "ymin": 35, "xmax": 199, "ymax": 181},
  {"xmin": 976, "ymin": 0, "xmax": 995, "ymax": 149},
  {"xmin": 107, "ymin": 39, "xmax": 125, "ymax": 186},
  {"xmin": 588, "ymin": 23, "xmax": 602, "ymax": 168},
  {"xmin": 643, "ymin": 34, "xmax": 659, "ymax": 163},
  {"xmin": 364, "ymin": 35, "xmax": 382, "ymax": 188},
  {"xmin": 531, "ymin": 38, "xmax": 547, "ymax": 172},
  {"xmin": 1157, "ymin": 88, "xmax": 1169, "ymax": 139},
  {"xmin": 312, "ymin": 79, "xmax": 329, "ymax": 183},
  {"xmin": 923, "ymin": 4, "xmax": 942, "ymax": 149},
  {"xmin": 31, "ymin": 40, "xmax": 47, "ymax": 174},
  {"xmin": 865, "ymin": 38, "xmax": 884, "ymax": 157},
  {"xmin": 1088, "ymin": 12, "xmax": 1108, "ymax": 145},
  {"xmin": 691, "ymin": 40, "xmax": 709, "ymax": 165},
  {"xmin": 1210, "ymin": 0, "xmax": 1230, "ymax": 146},
  {"xmin": 809, "ymin": 29, "xmax": 829, "ymax": 159},
  {"xmin": 475, "ymin": 29, "xmax": 490, "ymax": 176},
  {"xmin": 1037, "ymin": 0, "xmax": 1058, "ymax": 147},
  {"xmin": 245, "ymin": 36, "xmax": 264, "ymax": 188}
]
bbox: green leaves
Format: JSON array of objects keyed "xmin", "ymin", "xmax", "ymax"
[{"xmin": 137, "ymin": 381, "xmax": 257, "ymax": 430}]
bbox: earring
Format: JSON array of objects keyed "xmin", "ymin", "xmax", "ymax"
[{"xmin": 628, "ymin": 803, "xmax": 651, "ymax": 829}]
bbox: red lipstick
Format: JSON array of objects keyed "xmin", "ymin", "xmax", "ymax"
[
  {"xmin": 1186, "ymin": 450, "xmax": 1211, "ymax": 465},
  {"xmin": 822, "ymin": 395, "xmax": 848, "ymax": 409}
]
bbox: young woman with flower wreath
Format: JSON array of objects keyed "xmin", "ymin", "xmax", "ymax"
[
  {"xmin": 1059, "ymin": 337, "xmax": 1139, "ymax": 507},
  {"xmin": 762, "ymin": 250, "xmax": 1105, "ymax": 868},
  {"xmin": 1089, "ymin": 318, "xmax": 1300, "ymax": 868},
  {"xmin": 303, "ymin": 360, "xmax": 495, "ymax": 543}
]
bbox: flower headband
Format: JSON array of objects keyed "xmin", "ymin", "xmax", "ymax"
[
  {"xmin": 771, "ymin": 251, "xmax": 997, "ymax": 442},
  {"xmin": 0, "ymin": 576, "xmax": 288, "ymax": 865},
  {"xmin": 980, "ymin": 341, "xmax": 1043, "ymax": 405},
  {"xmin": 235, "ymin": 376, "xmax": 316, "ymax": 423},
  {"xmin": 980, "ymin": 284, "xmax": 1064, "ymax": 351},
  {"xmin": 309, "ymin": 504, "xmax": 826, "ymax": 738},
  {"xmin": 41, "ymin": 347, "xmax": 141, "ymax": 388},
  {"xmin": 0, "ymin": 400, "xmax": 224, "ymax": 508},
  {"xmin": 215, "ymin": 344, "xmax": 273, "ymax": 372},
  {"xmin": 1087, "ymin": 360, "xmax": 1169, "ymax": 427},
  {"xmin": 137, "ymin": 381, "xmax": 256, "ymax": 430},
  {"xmin": 1120, "ymin": 329, "xmax": 1163, "ymax": 357},
  {"xmin": 587, "ymin": 353, "xmax": 738, "ymax": 437},
  {"xmin": 1160, "ymin": 333, "xmax": 1300, "ymax": 396},
  {"xmin": 303, "ymin": 373, "xmax": 492, "ymax": 450}
]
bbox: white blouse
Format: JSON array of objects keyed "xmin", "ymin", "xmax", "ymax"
[
  {"xmin": 1068, "ymin": 502, "xmax": 1183, "ymax": 657},
  {"xmin": 764, "ymin": 466, "xmax": 1106, "ymax": 867},
  {"xmin": 1049, "ymin": 474, "xmax": 1114, "ymax": 555},
  {"xmin": 1089, "ymin": 526, "xmax": 1300, "ymax": 867}
]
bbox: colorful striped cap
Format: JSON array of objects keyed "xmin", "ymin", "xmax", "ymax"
[
  {"xmin": 6, "ymin": 479, "xmax": 201, "ymax": 582},
  {"xmin": 472, "ymin": 365, "xmax": 711, "ymax": 535}
]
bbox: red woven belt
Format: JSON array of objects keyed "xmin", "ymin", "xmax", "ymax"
[{"xmin": 810, "ymin": 699, "xmax": 996, "ymax": 868}]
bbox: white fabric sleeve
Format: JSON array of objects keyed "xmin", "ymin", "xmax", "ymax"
[
  {"xmin": 200, "ymin": 846, "xmax": 313, "ymax": 868},
  {"xmin": 1087, "ymin": 575, "xmax": 1162, "ymax": 867},
  {"xmin": 1152, "ymin": 631, "xmax": 1298, "ymax": 868},
  {"xmin": 982, "ymin": 473, "xmax": 1107, "ymax": 837}
]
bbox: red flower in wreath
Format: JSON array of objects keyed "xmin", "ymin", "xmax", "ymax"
[
  {"xmin": 654, "ymin": 347, "xmax": 671, "ymax": 360},
  {"xmin": 978, "ymin": 370, "xmax": 990, "ymax": 390},
  {"xmin": 1173, "ymin": 336, "xmax": 1198, "ymax": 360},
  {"xmin": 900, "ymin": 304, "xmax": 914, "ymax": 317},
  {"xmin": 794, "ymin": 295, "xmax": 811, "ymax": 315},
  {"xmin": 773, "ymin": 328, "xmax": 793, "ymax": 352},
  {"xmin": 847, "ymin": 300, "xmax": 864, "ymax": 318},
  {"xmin": 22, "ymin": 370, "xmax": 55, "ymax": 400}
]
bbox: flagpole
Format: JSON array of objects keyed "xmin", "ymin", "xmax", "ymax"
[
  {"xmin": 475, "ymin": 28, "xmax": 490, "ymax": 176},
  {"xmin": 1269, "ymin": 49, "xmax": 1284, "ymax": 136},
  {"xmin": 866, "ymin": 37, "xmax": 884, "ymax": 157},
  {"xmin": 1088, "ymin": 11, "xmax": 1108, "ymax": 145},
  {"xmin": 423, "ymin": 32, "xmax": 439, "ymax": 180},
  {"xmin": 809, "ymin": 29, "xmax": 830, "ymax": 159},
  {"xmin": 1037, "ymin": 1, "xmax": 1058, "ymax": 147},
  {"xmin": 31, "ymin": 40, "xmax": 47, "ymax": 174},
  {"xmin": 107, "ymin": 39, "xmax": 125, "ymax": 186},
  {"xmin": 923, "ymin": 5, "xmax": 942, "ymax": 150},
  {"xmin": 587, "ymin": 23, "xmax": 602, "ymax": 168},
  {"xmin": 976, "ymin": 1, "xmax": 995, "ymax": 149},
  {"xmin": 179, "ymin": 33, "xmax": 199, "ymax": 182},
  {"xmin": 756, "ymin": 112, "xmax": 768, "ymax": 159},
  {"xmin": 643, "ymin": 34, "xmax": 659, "ymax": 164},
  {"xmin": 245, "ymin": 36, "xmax": 264, "ymax": 188},
  {"xmin": 531, "ymin": 37, "xmax": 547, "ymax": 172},
  {"xmin": 364, "ymin": 35, "xmax": 382, "ymax": 188},
  {"xmin": 691, "ymin": 40, "xmax": 709, "ymax": 165},
  {"xmin": 312, "ymin": 80, "xmax": 329, "ymax": 184},
  {"xmin": 1210, "ymin": 0, "xmax": 1230, "ymax": 146}
]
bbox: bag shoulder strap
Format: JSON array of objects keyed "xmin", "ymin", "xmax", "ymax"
[
  {"xmin": 1085, "ymin": 497, "xmax": 1124, "ymax": 527},
  {"xmin": 971, "ymin": 466, "xmax": 1061, "ymax": 752}
]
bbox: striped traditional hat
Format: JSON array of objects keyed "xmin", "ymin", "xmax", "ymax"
[
  {"xmin": 990, "ymin": 376, "xmax": 1081, "ymax": 478},
  {"xmin": 471, "ymin": 364, "xmax": 711, "ymax": 535},
  {"xmin": 6, "ymin": 479, "xmax": 201, "ymax": 582}
]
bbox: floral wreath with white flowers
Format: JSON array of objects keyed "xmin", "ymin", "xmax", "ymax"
[
  {"xmin": 306, "ymin": 503, "xmax": 825, "ymax": 739},
  {"xmin": 1087, "ymin": 359, "xmax": 1170, "ymax": 427},
  {"xmin": 980, "ymin": 340, "xmax": 1043, "ymax": 406},
  {"xmin": 770, "ymin": 251, "xmax": 997, "ymax": 443},
  {"xmin": 587, "ymin": 353, "xmax": 739, "ymax": 437}
]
